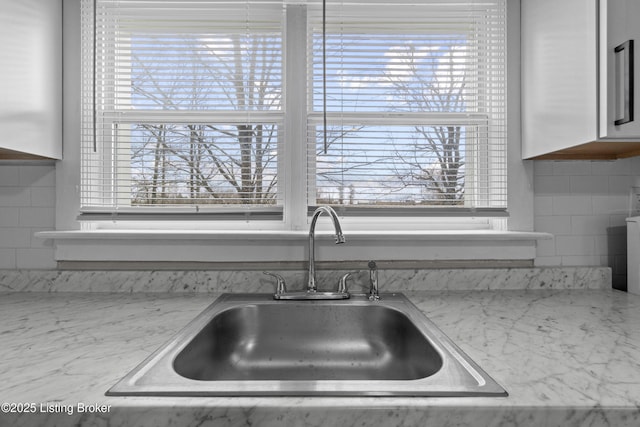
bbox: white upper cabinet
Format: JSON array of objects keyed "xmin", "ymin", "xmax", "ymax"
[
  {"xmin": 600, "ymin": 0, "xmax": 640, "ymax": 139},
  {"xmin": 522, "ymin": 0, "xmax": 640, "ymax": 160},
  {"xmin": 0, "ymin": 0, "xmax": 62, "ymax": 160}
]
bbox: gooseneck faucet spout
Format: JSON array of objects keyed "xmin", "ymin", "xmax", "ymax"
[{"xmin": 308, "ymin": 206, "xmax": 345, "ymax": 293}]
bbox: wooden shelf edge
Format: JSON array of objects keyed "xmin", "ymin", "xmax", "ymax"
[
  {"xmin": 0, "ymin": 148, "xmax": 58, "ymax": 161},
  {"xmin": 525, "ymin": 141, "xmax": 640, "ymax": 160}
]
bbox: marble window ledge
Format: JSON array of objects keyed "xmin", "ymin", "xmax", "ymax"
[
  {"xmin": 36, "ymin": 229, "xmax": 551, "ymax": 241},
  {"xmin": 35, "ymin": 230, "xmax": 551, "ymax": 264}
]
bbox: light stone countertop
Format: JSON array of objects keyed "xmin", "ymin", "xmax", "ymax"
[{"xmin": 0, "ymin": 289, "xmax": 639, "ymax": 427}]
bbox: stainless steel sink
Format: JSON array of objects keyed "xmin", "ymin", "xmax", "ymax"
[
  {"xmin": 174, "ymin": 302, "xmax": 442, "ymax": 381},
  {"xmin": 107, "ymin": 293, "xmax": 507, "ymax": 397}
]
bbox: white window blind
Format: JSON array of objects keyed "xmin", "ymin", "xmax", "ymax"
[
  {"xmin": 307, "ymin": 0, "xmax": 507, "ymax": 214},
  {"xmin": 81, "ymin": 0, "xmax": 507, "ymax": 223},
  {"xmin": 81, "ymin": 0, "xmax": 284, "ymax": 219}
]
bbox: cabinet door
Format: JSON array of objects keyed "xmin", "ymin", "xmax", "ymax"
[
  {"xmin": 522, "ymin": 0, "xmax": 599, "ymax": 159},
  {"xmin": 600, "ymin": 0, "xmax": 640, "ymax": 139},
  {"xmin": 0, "ymin": 0, "xmax": 62, "ymax": 159}
]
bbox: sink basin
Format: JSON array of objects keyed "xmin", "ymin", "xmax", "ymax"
[
  {"xmin": 174, "ymin": 303, "xmax": 442, "ymax": 381},
  {"xmin": 107, "ymin": 293, "xmax": 507, "ymax": 397}
]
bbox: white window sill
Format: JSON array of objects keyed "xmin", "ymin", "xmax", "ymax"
[{"xmin": 36, "ymin": 230, "xmax": 551, "ymax": 263}]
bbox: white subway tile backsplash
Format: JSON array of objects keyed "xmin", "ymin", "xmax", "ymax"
[
  {"xmin": 552, "ymin": 195, "xmax": 592, "ymax": 216},
  {"xmin": 0, "ymin": 167, "xmax": 21, "ymax": 187},
  {"xmin": 535, "ymin": 237, "xmax": 557, "ymax": 257},
  {"xmin": 535, "ymin": 215, "xmax": 571, "ymax": 235},
  {"xmin": 534, "ymin": 158, "xmax": 638, "ymax": 278},
  {"xmin": 0, "ymin": 208, "xmax": 19, "ymax": 227},
  {"xmin": 560, "ymin": 255, "xmax": 605, "ymax": 267},
  {"xmin": 533, "ymin": 161, "xmax": 554, "ymax": 176},
  {"xmin": 552, "ymin": 161, "xmax": 592, "ymax": 176},
  {"xmin": 0, "ymin": 164, "xmax": 56, "ymax": 269},
  {"xmin": 570, "ymin": 215, "xmax": 609, "ymax": 236},
  {"xmin": 18, "ymin": 207, "xmax": 55, "ymax": 228},
  {"xmin": 534, "ymin": 175, "xmax": 571, "ymax": 195},
  {"xmin": 591, "ymin": 195, "xmax": 629, "ymax": 215},
  {"xmin": 594, "ymin": 235, "xmax": 608, "ymax": 255},
  {"xmin": 30, "ymin": 187, "xmax": 56, "ymax": 207},
  {"xmin": 0, "ymin": 249, "xmax": 16, "ymax": 269},
  {"xmin": 570, "ymin": 175, "xmax": 609, "ymax": 194},
  {"xmin": 592, "ymin": 159, "xmax": 631, "ymax": 175},
  {"xmin": 16, "ymin": 248, "xmax": 56, "ymax": 269},
  {"xmin": 0, "ymin": 228, "xmax": 32, "ymax": 248},
  {"xmin": 555, "ymin": 235, "xmax": 596, "ymax": 256},
  {"xmin": 18, "ymin": 165, "xmax": 55, "ymax": 187},
  {"xmin": 534, "ymin": 196, "xmax": 554, "ymax": 216},
  {"xmin": 608, "ymin": 175, "xmax": 634, "ymax": 194},
  {"xmin": 0, "ymin": 187, "xmax": 31, "ymax": 207}
]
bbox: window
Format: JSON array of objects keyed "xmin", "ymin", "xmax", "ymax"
[
  {"xmin": 307, "ymin": 1, "xmax": 506, "ymax": 215},
  {"xmin": 81, "ymin": 0, "xmax": 506, "ymax": 226},
  {"xmin": 82, "ymin": 0, "xmax": 285, "ymax": 221}
]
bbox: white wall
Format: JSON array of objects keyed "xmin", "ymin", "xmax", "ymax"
[{"xmin": 0, "ymin": 163, "xmax": 56, "ymax": 269}]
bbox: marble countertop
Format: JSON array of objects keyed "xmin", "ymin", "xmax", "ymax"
[{"xmin": 0, "ymin": 289, "xmax": 639, "ymax": 427}]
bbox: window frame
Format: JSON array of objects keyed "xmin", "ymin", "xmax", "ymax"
[
  {"xmin": 82, "ymin": 0, "xmax": 287, "ymax": 219},
  {"xmin": 304, "ymin": 2, "xmax": 507, "ymax": 215},
  {"xmin": 77, "ymin": 0, "xmax": 508, "ymax": 230}
]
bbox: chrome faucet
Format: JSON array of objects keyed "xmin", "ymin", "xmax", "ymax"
[
  {"xmin": 267, "ymin": 205, "xmax": 349, "ymax": 300},
  {"xmin": 307, "ymin": 206, "xmax": 346, "ymax": 293}
]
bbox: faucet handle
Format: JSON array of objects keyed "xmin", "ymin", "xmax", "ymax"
[
  {"xmin": 263, "ymin": 272, "xmax": 287, "ymax": 296},
  {"xmin": 368, "ymin": 261, "xmax": 380, "ymax": 301}
]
